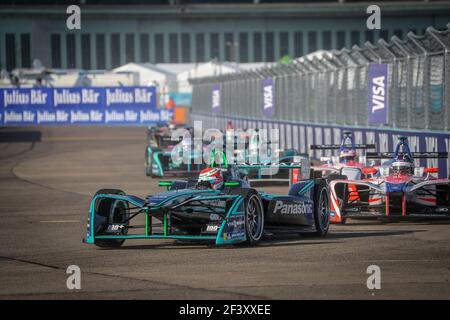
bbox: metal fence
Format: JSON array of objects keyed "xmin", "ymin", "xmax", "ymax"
[{"xmin": 190, "ymin": 24, "xmax": 450, "ymax": 132}]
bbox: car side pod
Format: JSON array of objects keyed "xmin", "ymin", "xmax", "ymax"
[{"xmin": 215, "ymin": 195, "xmax": 247, "ymax": 246}]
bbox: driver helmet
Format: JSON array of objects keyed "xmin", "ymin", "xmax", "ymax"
[
  {"xmin": 339, "ymin": 148, "xmax": 357, "ymax": 163},
  {"xmin": 391, "ymin": 160, "xmax": 414, "ymax": 175},
  {"xmin": 198, "ymin": 167, "xmax": 223, "ymax": 189}
]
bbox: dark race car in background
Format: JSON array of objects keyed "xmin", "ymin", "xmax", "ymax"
[
  {"xmin": 310, "ymin": 131, "xmax": 375, "ymax": 179},
  {"xmin": 233, "ymin": 129, "xmax": 307, "ymax": 185},
  {"xmin": 145, "ymin": 125, "xmax": 307, "ymax": 185},
  {"xmin": 145, "ymin": 124, "xmax": 206, "ymax": 177},
  {"xmin": 328, "ymin": 137, "xmax": 450, "ymax": 223}
]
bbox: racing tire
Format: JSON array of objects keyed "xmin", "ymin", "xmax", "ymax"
[
  {"xmin": 145, "ymin": 149, "xmax": 152, "ymax": 177},
  {"xmin": 145, "ymin": 148, "xmax": 161, "ymax": 178},
  {"xmin": 93, "ymin": 189, "xmax": 128, "ymax": 249},
  {"xmin": 313, "ymin": 180, "xmax": 330, "ymax": 236},
  {"xmin": 243, "ymin": 190, "xmax": 264, "ymax": 244}
]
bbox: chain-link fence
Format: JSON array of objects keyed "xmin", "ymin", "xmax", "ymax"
[{"xmin": 190, "ymin": 24, "xmax": 450, "ymax": 132}]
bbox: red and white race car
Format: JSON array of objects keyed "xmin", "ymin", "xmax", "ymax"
[
  {"xmin": 328, "ymin": 137, "xmax": 450, "ymax": 223},
  {"xmin": 310, "ymin": 131, "xmax": 375, "ymax": 178}
]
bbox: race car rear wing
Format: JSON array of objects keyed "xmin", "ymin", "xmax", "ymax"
[
  {"xmin": 310, "ymin": 144, "xmax": 376, "ymax": 150},
  {"xmin": 366, "ymin": 152, "xmax": 449, "ymax": 159},
  {"xmin": 237, "ymin": 162, "xmax": 308, "ymax": 187}
]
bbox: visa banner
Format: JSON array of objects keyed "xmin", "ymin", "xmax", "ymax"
[
  {"xmin": 262, "ymin": 78, "xmax": 275, "ymax": 118},
  {"xmin": 368, "ymin": 64, "xmax": 388, "ymax": 124},
  {"xmin": 0, "ymin": 86, "xmax": 172, "ymax": 125},
  {"xmin": 211, "ymin": 84, "xmax": 221, "ymax": 113}
]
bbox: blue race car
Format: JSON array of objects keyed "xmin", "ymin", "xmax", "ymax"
[
  {"xmin": 145, "ymin": 124, "xmax": 206, "ymax": 177},
  {"xmin": 84, "ymin": 151, "xmax": 330, "ymax": 248}
]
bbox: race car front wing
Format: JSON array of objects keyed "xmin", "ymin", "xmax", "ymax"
[
  {"xmin": 83, "ymin": 192, "xmax": 248, "ymax": 246},
  {"xmin": 328, "ymin": 179, "xmax": 450, "ymax": 221}
]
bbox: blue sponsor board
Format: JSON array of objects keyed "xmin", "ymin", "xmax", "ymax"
[
  {"xmin": 368, "ymin": 64, "xmax": 388, "ymax": 124},
  {"xmin": 0, "ymin": 86, "xmax": 172, "ymax": 125},
  {"xmin": 262, "ymin": 78, "xmax": 275, "ymax": 118}
]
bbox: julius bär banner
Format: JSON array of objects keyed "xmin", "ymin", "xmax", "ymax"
[{"xmin": 0, "ymin": 86, "xmax": 172, "ymax": 125}]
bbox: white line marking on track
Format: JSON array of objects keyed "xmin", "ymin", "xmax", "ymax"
[
  {"xmin": 42, "ymin": 137, "xmax": 139, "ymax": 142},
  {"xmin": 359, "ymin": 259, "xmax": 440, "ymax": 263},
  {"xmin": 39, "ymin": 220, "xmax": 81, "ymax": 223}
]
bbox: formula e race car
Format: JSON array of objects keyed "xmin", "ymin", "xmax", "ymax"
[
  {"xmin": 310, "ymin": 131, "xmax": 375, "ymax": 178},
  {"xmin": 146, "ymin": 125, "xmax": 305, "ymax": 184},
  {"xmin": 145, "ymin": 124, "xmax": 206, "ymax": 177},
  {"xmin": 328, "ymin": 136, "xmax": 450, "ymax": 223},
  {"xmin": 83, "ymin": 151, "xmax": 330, "ymax": 248}
]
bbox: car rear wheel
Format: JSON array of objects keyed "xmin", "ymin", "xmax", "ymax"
[
  {"xmin": 314, "ymin": 180, "xmax": 330, "ymax": 236},
  {"xmin": 145, "ymin": 149, "xmax": 152, "ymax": 176},
  {"xmin": 93, "ymin": 189, "xmax": 128, "ymax": 248},
  {"xmin": 244, "ymin": 191, "xmax": 264, "ymax": 244}
]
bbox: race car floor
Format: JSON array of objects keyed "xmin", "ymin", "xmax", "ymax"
[{"xmin": 0, "ymin": 126, "xmax": 449, "ymax": 299}]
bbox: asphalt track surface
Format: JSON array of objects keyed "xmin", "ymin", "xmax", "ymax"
[{"xmin": 0, "ymin": 126, "xmax": 449, "ymax": 300}]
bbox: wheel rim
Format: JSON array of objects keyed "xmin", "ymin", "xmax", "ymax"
[
  {"xmin": 246, "ymin": 195, "xmax": 263, "ymax": 240},
  {"xmin": 319, "ymin": 188, "xmax": 330, "ymax": 230}
]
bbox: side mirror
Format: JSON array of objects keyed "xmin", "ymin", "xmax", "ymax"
[
  {"xmin": 158, "ymin": 181, "xmax": 174, "ymax": 187},
  {"xmin": 424, "ymin": 167, "xmax": 439, "ymax": 174},
  {"xmin": 224, "ymin": 181, "xmax": 240, "ymax": 187},
  {"xmin": 362, "ymin": 167, "xmax": 377, "ymax": 175},
  {"xmin": 158, "ymin": 181, "xmax": 174, "ymax": 190}
]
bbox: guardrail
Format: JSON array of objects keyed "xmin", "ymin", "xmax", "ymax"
[
  {"xmin": 190, "ymin": 24, "xmax": 450, "ymax": 132},
  {"xmin": 189, "ymin": 24, "xmax": 450, "ymax": 177}
]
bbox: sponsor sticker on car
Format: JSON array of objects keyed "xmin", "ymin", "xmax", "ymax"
[
  {"xmin": 206, "ymin": 225, "xmax": 219, "ymax": 232},
  {"xmin": 272, "ymin": 200, "xmax": 313, "ymax": 215}
]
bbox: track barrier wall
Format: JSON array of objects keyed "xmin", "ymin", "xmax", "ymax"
[{"xmin": 190, "ymin": 25, "xmax": 450, "ymax": 178}]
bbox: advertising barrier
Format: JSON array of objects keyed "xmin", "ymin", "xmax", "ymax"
[
  {"xmin": 0, "ymin": 86, "xmax": 172, "ymax": 125},
  {"xmin": 262, "ymin": 78, "xmax": 275, "ymax": 118},
  {"xmin": 368, "ymin": 64, "xmax": 388, "ymax": 125}
]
